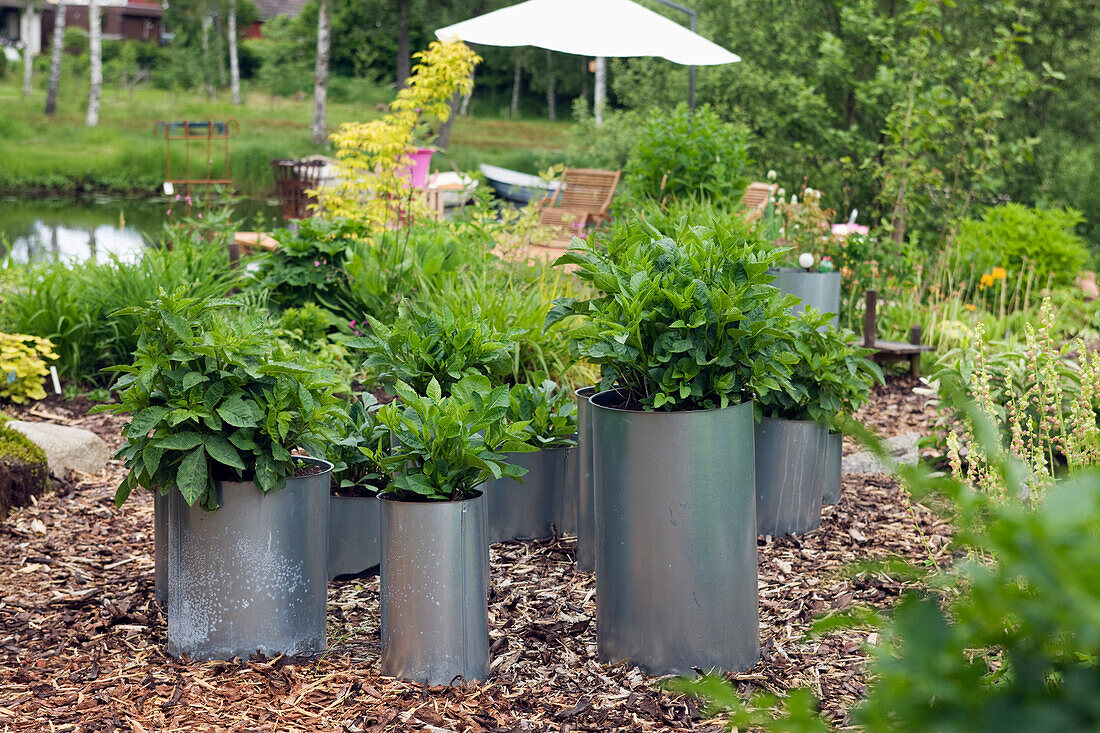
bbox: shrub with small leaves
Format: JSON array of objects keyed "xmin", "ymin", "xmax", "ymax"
[
  {"xmin": 546, "ymin": 219, "xmax": 798, "ymax": 411},
  {"xmin": 352, "ymin": 300, "xmax": 519, "ymax": 398},
  {"xmin": 370, "ymin": 377, "xmax": 534, "ymax": 502},
  {"xmin": 508, "ymin": 379, "xmax": 578, "ymax": 449},
  {"xmin": 0, "ymin": 333, "xmax": 58, "ymax": 404},
  {"xmin": 98, "ymin": 289, "xmax": 345, "ymax": 511}
]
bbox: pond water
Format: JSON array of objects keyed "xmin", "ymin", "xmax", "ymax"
[{"xmin": 0, "ymin": 197, "xmax": 283, "ymax": 264}]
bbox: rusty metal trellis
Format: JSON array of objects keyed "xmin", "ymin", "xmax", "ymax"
[{"xmin": 154, "ymin": 119, "xmax": 239, "ymax": 217}]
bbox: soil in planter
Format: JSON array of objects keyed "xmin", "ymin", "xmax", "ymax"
[
  {"xmin": 292, "ymin": 461, "xmax": 328, "ymax": 478},
  {"xmin": 331, "ymin": 483, "xmax": 381, "ymax": 498}
]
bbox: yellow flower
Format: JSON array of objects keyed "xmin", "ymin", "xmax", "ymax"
[
  {"xmin": 965, "ymin": 303, "xmax": 977, "ymax": 311},
  {"xmin": 980, "ymin": 273, "xmax": 995, "ymax": 289},
  {"xmin": 992, "ymin": 266, "xmax": 1007, "ymax": 280}
]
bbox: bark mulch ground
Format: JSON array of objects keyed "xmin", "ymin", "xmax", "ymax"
[{"xmin": 0, "ymin": 379, "xmax": 946, "ymax": 732}]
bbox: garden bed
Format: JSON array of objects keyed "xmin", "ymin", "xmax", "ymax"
[{"xmin": 0, "ymin": 379, "xmax": 946, "ymax": 732}]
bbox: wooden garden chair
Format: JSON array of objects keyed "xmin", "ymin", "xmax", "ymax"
[
  {"xmin": 537, "ymin": 168, "xmax": 621, "ymax": 247},
  {"xmin": 740, "ymin": 181, "xmax": 777, "ymax": 213}
]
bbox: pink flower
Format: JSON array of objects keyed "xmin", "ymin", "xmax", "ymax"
[
  {"xmin": 314, "ymin": 260, "xmax": 321, "ymax": 267},
  {"xmin": 831, "ymin": 223, "xmax": 869, "ymax": 237},
  {"xmin": 174, "ymin": 194, "xmax": 181, "ymax": 201},
  {"xmin": 349, "ymin": 320, "xmax": 356, "ymax": 328}
]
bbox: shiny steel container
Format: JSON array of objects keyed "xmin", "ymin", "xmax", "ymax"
[
  {"xmin": 557, "ymin": 434, "xmax": 579, "ymax": 536},
  {"xmin": 328, "ymin": 494, "xmax": 380, "ymax": 578},
  {"xmin": 379, "ymin": 490, "xmax": 489, "ymax": 686},
  {"xmin": 821, "ymin": 431, "xmax": 843, "ymax": 505},
  {"xmin": 485, "ymin": 448, "xmax": 566, "ymax": 543},
  {"xmin": 590, "ymin": 390, "xmax": 760, "ymax": 676},
  {"xmin": 755, "ymin": 417, "xmax": 827, "ymax": 536},
  {"xmin": 770, "ymin": 268, "xmax": 842, "ymax": 328},
  {"xmin": 575, "ymin": 386, "xmax": 597, "ymax": 573},
  {"xmin": 154, "ymin": 489, "xmax": 168, "ymax": 606},
  {"xmin": 167, "ymin": 457, "xmax": 332, "ymax": 661}
]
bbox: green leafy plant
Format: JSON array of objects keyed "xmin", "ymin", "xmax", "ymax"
[
  {"xmin": 252, "ymin": 217, "xmax": 364, "ymax": 311},
  {"xmin": 273, "ymin": 304, "xmax": 356, "ymax": 394},
  {"xmin": 0, "ymin": 333, "xmax": 58, "ymax": 404},
  {"xmin": 954, "ymin": 204, "xmax": 1088, "ymax": 287},
  {"xmin": 370, "ymin": 377, "xmax": 533, "ymax": 502},
  {"xmin": 623, "ymin": 104, "xmax": 752, "ymax": 204},
  {"xmin": 757, "ymin": 308, "xmax": 883, "ymax": 425},
  {"xmin": 546, "ymin": 218, "xmax": 798, "ymax": 411},
  {"xmin": 352, "ymin": 300, "xmax": 519, "ymax": 397},
  {"xmin": 508, "ymin": 379, "xmax": 578, "ymax": 449},
  {"xmin": 328, "ymin": 392, "xmax": 390, "ymax": 497},
  {"xmin": 98, "ymin": 289, "xmax": 345, "ymax": 511}
]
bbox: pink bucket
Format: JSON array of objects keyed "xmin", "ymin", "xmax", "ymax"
[{"xmin": 399, "ymin": 147, "xmax": 434, "ymax": 189}]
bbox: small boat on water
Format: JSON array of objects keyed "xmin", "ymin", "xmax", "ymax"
[{"xmin": 479, "ymin": 164, "xmax": 560, "ymax": 205}]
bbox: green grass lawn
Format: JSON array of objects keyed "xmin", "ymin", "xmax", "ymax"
[{"xmin": 0, "ymin": 75, "xmax": 574, "ymax": 197}]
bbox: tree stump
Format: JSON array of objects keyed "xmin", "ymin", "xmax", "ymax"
[{"xmin": 0, "ymin": 425, "xmax": 50, "ymax": 515}]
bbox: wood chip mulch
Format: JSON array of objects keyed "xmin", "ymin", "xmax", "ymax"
[{"xmin": 0, "ymin": 381, "xmax": 949, "ymax": 732}]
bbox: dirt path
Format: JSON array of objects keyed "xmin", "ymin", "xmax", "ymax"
[{"xmin": 0, "ymin": 379, "xmax": 945, "ymax": 731}]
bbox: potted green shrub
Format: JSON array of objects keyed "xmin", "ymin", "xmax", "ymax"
[
  {"xmin": 485, "ymin": 379, "xmax": 577, "ymax": 543},
  {"xmin": 326, "ymin": 392, "xmax": 391, "ymax": 579},
  {"xmin": 100, "ymin": 290, "xmax": 344, "ymax": 661},
  {"xmin": 370, "ymin": 376, "xmax": 532, "ymax": 685},
  {"xmin": 547, "ymin": 219, "xmax": 798, "ymax": 676},
  {"xmin": 755, "ymin": 309, "xmax": 881, "ymax": 535}
]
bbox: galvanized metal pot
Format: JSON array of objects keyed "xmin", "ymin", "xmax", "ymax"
[
  {"xmin": 328, "ymin": 493, "xmax": 380, "ymax": 578},
  {"xmin": 485, "ymin": 448, "xmax": 567, "ymax": 543},
  {"xmin": 167, "ymin": 457, "xmax": 332, "ymax": 661},
  {"xmin": 821, "ymin": 431, "xmax": 843, "ymax": 505},
  {"xmin": 154, "ymin": 489, "xmax": 168, "ymax": 606},
  {"xmin": 770, "ymin": 268, "xmax": 842, "ymax": 328},
  {"xmin": 755, "ymin": 417, "xmax": 827, "ymax": 536},
  {"xmin": 589, "ymin": 390, "xmax": 760, "ymax": 676},
  {"xmin": 556, "ymin": 434, "xmax": 579, "ymax": 536},
  {"xmin": 379, "ymin": 491, "xmax": 489, "ymax": 685},
  {"xmin": 574, "ymin": 386, "xmax": 597, "ymax": 573}
]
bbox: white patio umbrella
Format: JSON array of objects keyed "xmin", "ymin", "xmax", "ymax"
[{"xmin": 435, "ymin": 0, "xmax": 739, "ymax": 121}]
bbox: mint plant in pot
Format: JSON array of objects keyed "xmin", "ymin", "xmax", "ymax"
[
  {"xmin": 101, "ymin": 290, "xmax": 344, "ymax": 661},
  {"xmin": 326, "ymin": 392, "xmax": 391, "ymax": 579},
  {"xmin": 485, "ymin": 379, "xmax": 577, "ymax": 543},
  {"xmin": 369, "ymin": 376, "xmax": 532, "ymax": 685},
  {"xmin": 546, "ymin": 219, "xmax": 798, "ymax": 675}
]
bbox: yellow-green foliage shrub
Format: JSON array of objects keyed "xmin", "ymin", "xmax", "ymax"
[
  {"xmin": 323, "ymin": 40, "xmax": 480, "ymax": 229},
  {"xmin": 0, "ymin": 333, "xmax": 58, "ymax": 404}
]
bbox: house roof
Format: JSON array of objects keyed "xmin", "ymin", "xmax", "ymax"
[{"xmin": 253, "ymin": 0, "xmax": 307, "ymax": 20}]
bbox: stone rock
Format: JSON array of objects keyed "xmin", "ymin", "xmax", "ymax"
[
  {"xmin": 843, "ymin": 431, "xmax": 922, "ymax": 475},
  {"xmin": 6, "ymin": 421, "xmax": 109, "ymax": 476}
]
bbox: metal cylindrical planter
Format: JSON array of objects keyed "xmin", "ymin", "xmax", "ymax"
[
  {"xmin": 590, "ymin": 391, "xmax": 759, "ymax": 676},
  {"xmin": 485, "ymin": 449, "xmax": 565, "ymax": 543},
  {"xmin": 556, "ymin": 433, "xmax": 579, "ymax": 536},
  {"xmin": 821, "ymin": 431, "xmax": 843, "ymax": 505},
  {"xmin": 574, "ymin": 386, "xmax": 597, "ymax": 573},
  {"xmin": 380, "ymin": 491, "xmax": 489, "ymax": 686},
  {"xmin": 167, "ymin": 457, "xmax": 332, "ymax": 661},
  {"xmin": 328, "ymin": 494, "xmax": 380, "ymax": 578},
  {"xmin": 755, "ymin": 418, "xmax": 827, "ymax": 536},
  {"xmin": 770, "ymin": 268, "xmax": 842, "ymax": 328},
  {"xmin": 154, "ymin": 489, "xmax": 168, "ymax": 606}
]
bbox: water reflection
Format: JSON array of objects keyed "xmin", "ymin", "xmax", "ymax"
[
  {"xmin": 0, "ymin": 198, "xmax": 281, "ymax": 264},
  {"xmin": 6, "ymin": 220, "xmax": 149, "ymax": 264}
]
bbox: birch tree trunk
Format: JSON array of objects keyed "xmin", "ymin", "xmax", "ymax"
[
  {"xmin": 201, "ymin": 12, "xmax": 214, "ymax": 97},
  {"xmin": 545, "ymin": 50, "xmax": 555, "ymax": 121},
  {"xmin": 228, "ymin": 0, "xmax": 241, "ymax": 104},
  {"xmin": 21, "ymin": 3, "xmax": 37, "ymax": 96},
  {"xmin": 310, "ymin": 0, "xmax": 331, "ymax": 146},
  {"xmin": 85, "ymin": 0, "xmax": 101, "ymax": 126},
  {"xmin": 43, "ymin": 0, "xmax": 66, "ymax": 116},
  {"xmin": 594, "ymin": 56, "xmax": 607, "ymax": 125},
  {"xmin": 459, "ymin": 66, "xmax": 475, "ymax": 117},
  {"xmin": 510, "ymin": 55, "xmax": 521, "ymax": 118}
]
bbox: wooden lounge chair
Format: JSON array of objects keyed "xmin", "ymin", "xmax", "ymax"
[
  {"xmin": 740, "ymin": 181, "xmax": 777, "ymax": 213},
  {"xmin": 537, "ymin": 168, "xmax": 621, "ymax": 246}
]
